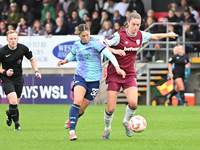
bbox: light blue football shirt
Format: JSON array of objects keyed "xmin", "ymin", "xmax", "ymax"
[{"xmin": 67, "ymin": 37, "xmax": 106, "ymax": 82}]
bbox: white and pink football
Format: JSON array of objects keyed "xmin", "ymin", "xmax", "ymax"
[{"xmin": 129, "ymin": 115, "xmax": 147, "ymax": 133}]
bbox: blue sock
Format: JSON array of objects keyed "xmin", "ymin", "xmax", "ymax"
[{"xmin": 69, "ymin": 103, "xmax": 80, "ymax": 131}]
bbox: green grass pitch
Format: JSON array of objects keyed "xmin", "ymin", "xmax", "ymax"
[{"xmin": 0, "ymin": 104, "xmax": 199, "ymax": 150}]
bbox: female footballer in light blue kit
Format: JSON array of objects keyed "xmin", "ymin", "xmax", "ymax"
[{"xmin": 57, "ymin": 24, "xmax": 126, "ymax": 141}]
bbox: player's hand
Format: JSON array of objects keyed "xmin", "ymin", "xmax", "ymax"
[
  {"xmin": 57, "ymin": 60, "xmax": 65, "ymax": 67},
  {"xmin": 115, "ymin": 66, "xmax": 126, "ymax": 78},
  {"xmin": 168, "ymin": 32, "xmax": 178, "ymax": 39},
  {"xmin": 113, "ymin": 49, "xmax": 126, "ymax": 56},
  {"xmin": 6, "ymin": 69, "xmax": 14, "ymax": 76},
  {"xmin": 35, "ymin": 71, "xmax": 42, "ymax": 79}
]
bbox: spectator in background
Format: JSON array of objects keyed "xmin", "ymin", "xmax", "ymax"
[
  {"xmin": 114, "ymin": 0, "xmax": 129, "ymax": 17},
  {"xmin": 176, "ymin": 0, "xmax": 188, "ymax": 14},
  {"xmin": 42, "ymin": 11, "xmax": 56, "ymax": 28},
  {"xmin": 157, "ymin": 17, "xmax": 177, "ymax": 48},
  {"xmin": 77, "ymin": 0, "xmax": 88, "ymax": 20},
  {"xmin": 142, "ymin": 16, "xmax": 157, "ymax": 61},
  {"xmin": 111, "ymin": 10, "xmax": 125, "ymax": 26},
  {"xmin": 72, "ymin": 25, "xmax": 78, "ymax": 35},
  {"xmin": 189, "ymin": 5, "xmax": 200, "ymax": 24},
  {"xmin": 127, "ymin": 0, "xmax": 145, "ymax": 18},
  {"xmin": 182, "ymin": 6, "xmax": 197, "ymax": 30},
  {"xmin": 0, "ymin": 0, "xmax": 6, "ymax": 21},
  {"xmin": 81, "ymin": 13, "xmax": 90, "ymax": 24},
  {"xmin": 67, "ymin": 10, "xmax": 81, "ymax": 34},
  {"xmin": 7, "ymin": 23, "xmax": 15, "ymax": 31},
  {"xmin": 29, "ymin": 20, "xmax": 45, "ymax": 36},
  {"xmin": 146, "ymin": 9, "xmax": 157, "ymax": 22},
  {"xmin": 16, "ymin": 17, "xmax": 31, "ymax": 36},
  {"xmin": 41, "ymin": 0, "xmax": 57, "ymax": 24},
  {"xmin": 7, "ymin": 2, "xmax": 20, "ymax": 28},
  {"xmin": 57, "ymin": 9, "xmax": 68, "ymax": 25},
  {"xmin": 184, "ymin": 23, "xmax": 199, "ymax": 52},
  {"xmin": 98, "ymin": 20, "xmax": 112, "ymax": 37},
  {"xmin": 0, "ymin": 21, "xmax": 7, "ymax": 35},
  {"xmin": 167, "ymin": 9, "xmax": 178, "ymax": 22},
  {"xmin": 57, "ymin": 0, "xmax": 77, "ymax": 18},
  {"xmin": 103, "ymin": 0, "xmax": 117, "ymax": 19},
  {"xmin": 44, "ymin": 22, "xmax": 54, "ymax": 37},
  {"xmin": 85, "ymin": 18, "xmax": 92, "ymax": 30},
  {"xmin": 20, "ymin": 4, "xmax": 35, "ymax": 27},
  {"xmin": 124, "ymin": 10, "xmax": 131, "ymax": 21},
  {"xmin": 1, "ymin": 0, "xmax": 12, "ymax": 20},
  {"xmin": 30, "ymin": 0, "xmax": 43, "ymax": 20},
  {"xmin": 84, "ymin": 0, "xmax": 96, "ymax": 16},
  {"xmin": 90, "ymin": 10, "xmax": 101, "ymax": 34},
  {"xmin": 100, "ymin": 10, "xmax": 109, "ymax": 25},
  {"xmin": 112, "ymin": 21, "xmax": 121, "ymax": 34},
  {"xmin": 53, "ymin": 17, "xmax": 68, "ymax": 35}
]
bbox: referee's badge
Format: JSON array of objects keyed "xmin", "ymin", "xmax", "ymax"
[{"xmin": 136, "ymin": 39, "xmax": 140, "ymax": 45}]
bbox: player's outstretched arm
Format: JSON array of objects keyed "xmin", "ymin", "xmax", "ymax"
[
  {"xmin": 57, "ymin": 52, "xmax": 76, "ymax": 67},
  {"xmin": 151, "ymin": 32, "xmax": 178, "ymax": 40},
  {"xmin": 29, "ymin": 57, "xmax": 42, "ymax": 79},
  {"xmin": 102, "ymin": 47, "xmax": 126, "ymax": 78},
  {"xmin": 105, "ymin": 45, "xmax": 126, "ymax": 56}
]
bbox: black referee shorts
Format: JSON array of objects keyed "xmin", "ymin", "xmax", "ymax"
[
  {"xmin": 173, "ymin": 74, "xmax": 184, "ymax": 82},
  {"xmin": 1, "ymin": 75, "xmax": 24, "ymax": 98}
]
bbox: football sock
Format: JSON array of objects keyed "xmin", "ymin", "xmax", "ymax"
[
  {"xmin": 6, "ymin": 109, "xmax": 11, "ymax": 118},
  {"xmin": 180, "ymin": 90, "xmax": 185, "ymax": 101},
  {"xmin": 123, "ymin": 104, "xmax": 137, "ymax": 122},
  {"xmin": 9, "ymin": 104, "xmax": 19, "ymax": 124},
  {"xmin": 104, "ymin": 109, "xmax": 114, "ymax": 130},
  {"xmin": 169, "ymin": 90, "xmax": 178, "ymax": 100},
  {"xmin": 69, "ymin": 103, "xmax": 80, "ymax": 131}
]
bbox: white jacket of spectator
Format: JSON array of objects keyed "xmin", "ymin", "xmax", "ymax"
[{"xmin": 114, "ymin": 2, "xmax": 129, "ymax": 17}]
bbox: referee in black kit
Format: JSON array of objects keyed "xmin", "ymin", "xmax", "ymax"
[{"xmin": 0, "ymin": 30, "xmax": 42, "ymax": 131}]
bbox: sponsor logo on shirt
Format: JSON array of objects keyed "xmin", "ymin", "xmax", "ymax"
[
  {"xmin": 17, "ymin": 59, "xmax": 22, "ymax": 64},
  {"xmin": 124, "ymin": 47, "xmax": 139, "ymax": 51},
  {"xmin": 136, "ymin": 39, "xmax": 140, "ymax": 45},
  {"xmin": 107, "ymin": 35, "xmax": 115, "ymax": 40}
]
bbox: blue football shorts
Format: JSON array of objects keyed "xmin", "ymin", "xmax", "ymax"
[{"xmin": 72, "ymin": 75, "xmax": 100, "ymax": 101}]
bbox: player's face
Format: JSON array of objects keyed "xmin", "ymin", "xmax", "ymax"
[
  {"xmin": 178, "ymin": 45, "xmax": 184, "ymax": 55},
  {"xmin": 79, "ymin": 30, "xmax": 90, "ymax": 44},
  {"xmin": 128, "ymin": 18, "xmax": 141, "ymax": 35},
  {"xmin": 7, "ymin": 33, "xmax": 18, "ymax": 49}
]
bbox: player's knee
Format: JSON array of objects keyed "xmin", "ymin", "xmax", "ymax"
[
  {"xmin": 129, "ymin": 101, "xmax": 137, "ymax": 108},
  {"xmin": 106, "ymin": 107, "xmax": 115, "ymax": 114}
]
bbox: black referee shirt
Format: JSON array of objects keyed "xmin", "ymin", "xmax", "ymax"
[
  {"xmin": 0, "ymin": 43, "xmax": 33, "ymax": 76},
  {"xmin": 169, "ymin": 54, "xmax": 189, "ymax": 75}
]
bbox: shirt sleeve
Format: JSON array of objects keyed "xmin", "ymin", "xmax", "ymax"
[
  {"xmin": 24, "ymin": 46, "xmax": 33, "ymax": 60},
  {"xmin": 66, "ymin": 52, "xmax": 76, "ymax": 62},
  {"xmin": 141, "ymin": 31, "xmax": 152, "ymax": 44},
  {"xmin": 65, "ymin": 44, "xmax": 76, "ymax": 62},
  {"xmin": 102, "ymin": 47, "xmax": 119, "ymax": 67},
  {"xmin": 93, "ymin": 38, "xmax": 106, "ymax": 53},
  {"xmin": 103, "ymin": 31, "xmax": 120, "ymax": 47},
  {"xmin": 168, "ymin": 55, "xmax": 175, "ymax": 64}
]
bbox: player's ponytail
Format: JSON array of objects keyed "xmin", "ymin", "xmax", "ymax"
[
  {"xmin": 77, "ymin": 24, "xmax": 90, "ymax": 35},
  {"xmin": 120, "ymin": 10, "xmax": 141, "ymax": 30}
]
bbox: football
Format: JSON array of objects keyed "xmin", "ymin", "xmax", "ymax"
[{"xmin": 129, "ymin": 115, "xmax": 147, "ymax": 133}]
